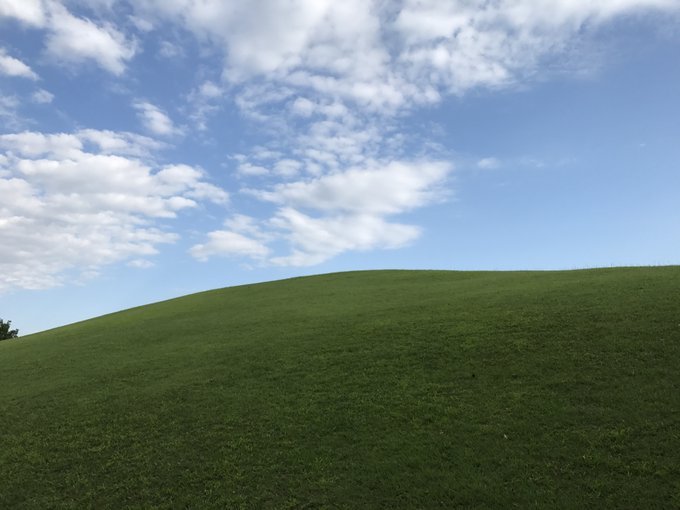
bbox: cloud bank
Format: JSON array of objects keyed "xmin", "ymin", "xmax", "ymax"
[
  {"xmin": 1, "ymin": 0, "xmax": 678, "ymax": 289},
  {"xmin": 0, "ymin": 130, "xmax": 226, "ymax": 291}
]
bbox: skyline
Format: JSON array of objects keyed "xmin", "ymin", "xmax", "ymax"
[{"xmin": 1, "ymin": 0, "xmax": 679, "ymax": 334}]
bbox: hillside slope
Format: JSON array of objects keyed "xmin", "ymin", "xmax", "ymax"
[{"xmin": 1, "ymin": 268, "xmax": 679, "ymax": 508}]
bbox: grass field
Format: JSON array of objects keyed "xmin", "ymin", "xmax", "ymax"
[{"xmin": 1, "ymin": 267, "xmax": 679, "ymax": 508}]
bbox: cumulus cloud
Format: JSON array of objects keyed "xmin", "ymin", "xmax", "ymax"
[
  {"xmin": 45, "ymin": 3, "xmax": 136, "ymax": 75},
  {"xmin": 0, "ymin": 48, "xmax": 39, "ymax": 80},
  {"xmin": 192, "ymin": 160, "xmax": 451, "ymax": 265},
  {"xmin": 133, "ymin": 101, "xmax": 179, "ymax": 136},
  {"xmin": 0, "ymin": 0, "xmax": 47, "ymax": 27},
  {"xmin": 290, "ymin": 97, "xmax": 315, "ymax": 117},
  {"xmin": 190, "ymin": 215, "xmax": 271, "ymax": 261},
  {"xmin": 269, "ymin": 209, "xmax": 420, "ymax": 267},
  {"xmin": 132, "ymin": 0, "xmax": 400, "ymax": 109},
  {"xmin": 1, "ymin": 0, "xmax": 136, "ymax": 75},
  {"xmin": 256, "ymin": 161, "xmax": 451, "ymax": 215},
  {"xmin": 190, "ymin": 230, "xmax": 270, "ymax": 261},
  {"xmin": 135, "ymin": 0, "xmax": 334, "ymax": 78},
  {"xmin": 262, "ymin": 160, "xmax": 449, "ymax": 264},
  {"xmin": 0, "ymin": 130, "xmax": 227, "ymax": 291}
]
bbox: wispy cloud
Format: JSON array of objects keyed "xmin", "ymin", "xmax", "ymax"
[
  {"xmin": 185, "ymin": 81, "xmax": 225, "ymax": 131},
  {"xmin": 477, "ymin": 157, "xmax": 501, "ymax": 170},
  {"xmin": 0, "ymin": 94, "xmax": 22, "ymax": 129},
  {"xmin": 32, "ymin": 89, "xmax": 54, "ymax": 104}
]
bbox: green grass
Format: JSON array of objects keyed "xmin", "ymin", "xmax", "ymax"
[{"xmin": 1, "ymin": 267, "xmax": 680, "ymax": 509}]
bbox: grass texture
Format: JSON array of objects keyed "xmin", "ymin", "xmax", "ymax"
[{"xmin": 1, "ymin": 267, "xmax": 679, "ymax": 508}]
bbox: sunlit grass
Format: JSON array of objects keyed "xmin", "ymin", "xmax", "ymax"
[{"xmin": 1, "ymin": 267, "xmax": 679, "ymax": 508}]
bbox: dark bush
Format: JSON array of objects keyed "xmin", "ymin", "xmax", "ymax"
[{"xmin": 0, "ymin": 319, "xmax": 19, "ymax": 340}]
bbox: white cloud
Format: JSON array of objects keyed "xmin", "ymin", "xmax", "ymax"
[
  {"xmin": 289, "ymin": 97, "xmax": 351, "ymax": 120},
  {"xmin": 77, "ymin": 129, "xmax": 166, "ymax": 157},
  {"xmin": 190, "ymin": 230, "xmax": 269, "ymax": 261},
  {"xmin": 393, "ymin": 0, "xmax": 680, "ymax": 95},
  {"xmin": 273, "ymin": 159, "xmax": 302, "ymax": 177},
  {"xmin": 184, "ymin": 181, "xmax": 229, "ymax": 204},
  {"xmin": 5, "ymin": 0, "xmax": 677, "ymax": 274},
  {"xmin": 0, "ymin": 0, "xmax": 47, "ymax": 27},
  {"xmin": 256, "ymin": 161, "xmax": 451, "ymax": 215},
  {"xmin": 262, "ymin": 160, "xmax": 449, "ymax": 264},
  {"xmin": 290, "ymin": 97, "xmax": 315, "ymax": 117},
  {"xmin": 269, "ymin": 209, "xmax": 420, "ymax": 266},
  {"xmin": 136, "ymin": 0, "xmax": 679, "ymax": 267},
  {"xmin": 143, "ymin": 0, "xmax": 334, "ymax": 79},
  {"xmin": 0, "ymin": 94, "xmax": 23, "ymax": 129},
  {"xmin": 189, "ymin": 214, "xmax": 273, "ymax": 262},
  {"xmin": 0, "ymin": 129, "xmax": 228, "ymax": 292},
  {"xmin": 193, "ymin": 159, "xmax": 450, "ymax": 265},
  {"xmin": 233, "ymin": 114, "xmax": 389, "ymax": 181},
  {"xmin": 0, "ymin": 131, "xmax": 83, "ymax": 159},
  {"xmin": 5, "ymin": 1, "xmax": 676, "ymax": 102},
  {"xmin": 0, "ymin": 48, "xmax": 39, "ymax": 80},
  {"xmin": 45, "ymin": 2, "xmax": 136, "ymax": 75},
  {"xmin": 134, "ymin": 0, "xmax": 679, "ymax": 109},
  {"xmin": 134, "ymin": 0, "xmax": 399, "ymax": 108},
  {"xmin": 237, "ymin": 162, "xmax": 269, "ymax": 177},
  {"xmin": 32, "ymin": 88, "xmax": 54, "ymax": 103},
  {"xmin": 133, "ymin": 101, "xmax": 179, "ymax": 136},
  {"xmin": 477, "ymin": 157, "xmax": 501, "ymax": 169},
  {"xmin": 1, "ymin": 1, "xmax": 136, "ymax": 75},
  {"xmin": 223, "ymin": 214, "xmax": 268, "ymax": 236},
  {"xmin": 197, "ymin": 80, "xmax": 222, "ymax": 99}
]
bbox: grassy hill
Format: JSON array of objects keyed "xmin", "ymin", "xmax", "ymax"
[{"xmin": 1, "ymin": 267, "xmax": 679, "ymax": 508}]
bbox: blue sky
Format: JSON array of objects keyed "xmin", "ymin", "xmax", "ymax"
[{"xmin": 1, "ymin": 0, "xmax": 679, "ymax": 334}]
